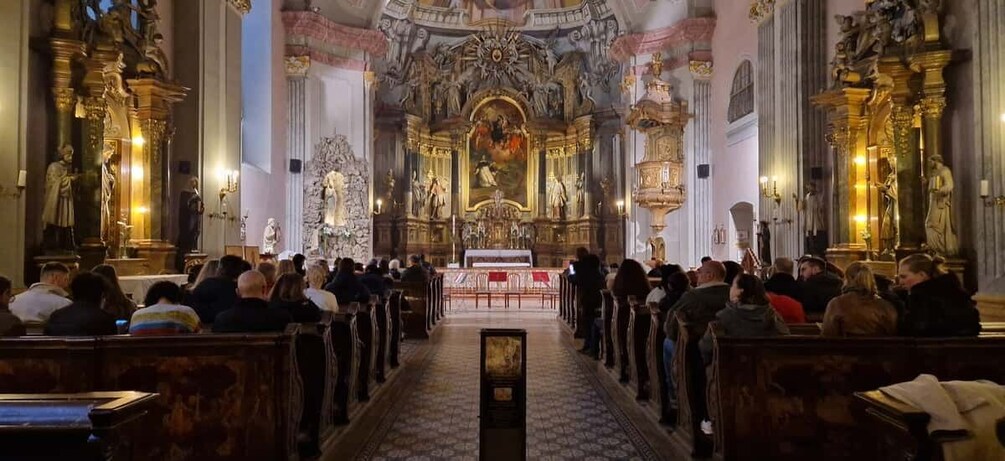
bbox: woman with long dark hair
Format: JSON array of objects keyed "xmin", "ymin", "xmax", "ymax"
[
  {"xmin": 269, "ymin": 273, "xmax": 322, "ymax": 322},
  {"xmin": 699, "ymin": 273, "xmax": 788, "ymax": 363},
  {"xmin": 92, "ymin": 264, "xmax": 136, "ymax": 320},
  {"xmin": 611, "ymin": 259, "xmax": 652, "ymax": 300}
]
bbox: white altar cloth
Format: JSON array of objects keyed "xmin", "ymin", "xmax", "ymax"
[
  {"xmin": 119, "ymin": 274, "xmax": 189, "ymax": 304},
  {"xmin": 463, "ymin": 249, "xmax": 534, "ymax": 268}
]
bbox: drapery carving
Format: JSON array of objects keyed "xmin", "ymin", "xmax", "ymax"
[{"xmin": 303, "ymin": 135, "xmax": 371, "ymax": 263}]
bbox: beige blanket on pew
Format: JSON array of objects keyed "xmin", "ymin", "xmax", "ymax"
[{"xmin": 881, "ymin": 374, "xmax": 1005, "ymax": 461}]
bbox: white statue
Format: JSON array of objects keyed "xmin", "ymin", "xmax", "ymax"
[
  {"xmin": 925, "ymin": 155, "xmax": 958, "ymax": 256},
  {"xmin": 801, "ymin": 182, "xmax": 826, "ymax": 237},
  {"xmin": 323, "ymin": 171, "xmax": 347, "ymax": 227},
  {"xmin": 428, "ymin": 177, "xmax": 447, "ymax": 219},
  {"xmin": 263, "ymin": 218, "xmax": 281, "ymax": 254},
  {"xmin": 549, "ymin": 176, "xmax": 568, "ymax": 220},
  {"xmin": 43, "ymin": 144, "xmax": 78, "ymax": 250}
]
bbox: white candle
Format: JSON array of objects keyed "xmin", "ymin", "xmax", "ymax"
[
  {"xmin": 980, "ymin": 180, "xmax": 990, "ymax": 198},
  {"xmin": 16, "ymin": 170, "xmax": 26, "ymax": 188}
]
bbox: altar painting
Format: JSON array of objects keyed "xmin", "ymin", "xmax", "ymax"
[{"xmin": 468, "ymin": 98, "xmax": 528, "ymax": 209}]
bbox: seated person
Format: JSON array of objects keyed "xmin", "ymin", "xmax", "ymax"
[
  {"xmin": 700, "ymin": 273, "xmax": 789, "ymax": 364},
  {"xmin": 269, "ymin": 273, "xmax": 322, "ymax": 323},
  {"xmin": 305, "ymin": 264, "xmax": 339, "ymax": 312},
  {"xmin": 359, "ymin": 264, "xmax": 392, "ymax": 303},
  {"xmin": 0, "ymin": 276, "xmax": 26, "ymax": 337},
  {"xmin": 45, "ymin": 272, "xmax": 117, "ymax": 336},
  {"xmin": 399, "ymin": 255, "xmax": 430, "ymax": 283},
  {"xmin": 324, "ymin": 258, "xmax": 372, "ymax": 305},
  {"xmin": 822, "ymin": 262, "xmax": 898, "ymax": 337},
  {"xmin": 11, "ymin": 262, "xmax": 72, "ymax": 324},
  {"xmin": 189, "ymin": 255, "xmax": 244, "ymax": 324},
  {"xmin": 92, "ymin": 264, "xmax": 136, "ymax": 321},
  {"xmin": 213, "ymin": 271, "xmax": 292, "ymax": 333},
  {"xmin": 128, "ymin": 281, "xmax": 201, "ymax": 335},
  {"xmin": 897, "ymin": 254, "xmax": 980, "ymax": 337}
]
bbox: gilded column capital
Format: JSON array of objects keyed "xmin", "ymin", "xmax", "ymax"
[
  {"xmin": 919, "ymin": 96, "xmax": 947, "ymax": 118},
  {"xmin": 285, "ymin": 55, "xmax": 311, "ymax": 77},
  {"xmin": 228, "ymin": 0, "xmax": 251, "ymax": 15},
  {"xmin": 688, "ymin": 60, "xmax": 713, "ymax": 79},
  {"xmin": 53, "ymin": 88, "xmax": 76, "ymax": 112},
  {"xmin": 749, "ymin": 0, "xmax": 775, "ymax": 24}
]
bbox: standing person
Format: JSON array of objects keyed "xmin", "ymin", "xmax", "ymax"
[
  {"xmin": 0, "ymin": 276, "xmax": 25, "ymax": 336},
  {"xmin": 699, "ymin": 274, "xmax": 789, "ymax": 363},
  {"xmin": 189, "ymin": 255, "xmax": 244, "ymax": 324},
  {"xmin": 91, "ymin": 264, "xmax": 136, "ymax": 321},
  {"xmin": 269, "ymin": 273, "xmax": 322, "ymax": 323},
  {"xmin": 897, "ymin": 254, "xmax": 979, "ymax": 337},
  {"xmin": 822, "ymin": 262, "xmax": 898, "ymax": 337},
  {"xmin": 305, "ymin": 264, "xmax": 339, "ymax": 313},
  {"xmin": 212, "ymin": 271, "xmax": 292, "ymax": 333},
  {"xmin": 797, "ymin": 256, "xmax": 843, "ymax": 316},
  {"xmin": 44, "ymin": 272, "xmax": 117, "ymax": 336},
  {"xmin": 325, "ymin": 258, "xmax": 372, "ymax": 305},
  {"xmin": 129, "ymin": 281, "xmax": 201, "ymax": 335},
  {"xmin": 11, "ymin": 263, "xmax": 72, "ymax": 324},
  {"xmin": 573, "ymin": 254, "xmax": 606, "ymax": 355}
]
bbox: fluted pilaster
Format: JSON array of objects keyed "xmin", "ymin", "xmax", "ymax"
[{"xmin": 285, "ymin": 56, "xmax": 309, "ymax": 253}]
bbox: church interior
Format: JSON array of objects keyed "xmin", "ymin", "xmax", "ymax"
[{"xmin": 1, "ymin": 0, "xmax": 1004, "ymax": 459}]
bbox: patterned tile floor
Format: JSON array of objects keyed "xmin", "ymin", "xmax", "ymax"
[{"xmin": 353, "ymin": 312, "xmax": 661, "ymax": 461}]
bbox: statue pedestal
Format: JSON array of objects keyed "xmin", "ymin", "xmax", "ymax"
[
  {"xmin": 131, "ymin": 240, "xmax": 177, "ymax": 274},
  {"xmin": 104, "ymin": 258, "xmax": 152, "ymax": 276},
  {"xmin": 825, "ymin": 244, "xmax": 868, "ymax": 270}
]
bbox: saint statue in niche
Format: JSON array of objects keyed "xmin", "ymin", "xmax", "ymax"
[
  {"xmin": 925, "ymin": 155, "xmax": 958, "ymax": 256},
  {"xmin": 549, "ymin": 175, "xmax": 567, "ymax": 220},
  {"xmin": 876, "ymin": 157, "xmax": 899, "ymax": 256},
  {"xmin": 428, "ymin": 177, "xmax": 447, "ymax": 219},
  {"xmin": 323, "ymin": 170, "xmax": 347, "ymax": 227},
  {"xmin": 100, "ymin": 143, "xmax": 118, "ymax": 247},
  {"xmin": 43, "ymin": 144, "xmax": 78, "ymax": 251}
]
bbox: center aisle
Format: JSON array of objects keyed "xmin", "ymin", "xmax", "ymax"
[{"xmin": 344, "ymin": 311, "xmax": 665, "ymax": 461}]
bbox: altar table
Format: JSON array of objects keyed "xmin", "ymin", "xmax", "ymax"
[
  {"xmin": 119, "ymin": 274, "xmax": 189, "ymax": 304},
  {"xmin": 463, "ymin": 249, "xmax": 534, "ymax": 268}
]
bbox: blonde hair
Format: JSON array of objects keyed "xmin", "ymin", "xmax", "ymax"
[
  {"xmin": 194, "ymin": 259, "xmax": 220, "ymax": 288},
  {"xmin": 843, "ymin": 262, "xmax": 877, "ymax": 295},
  {"xmin": 306, "ymin": 263, "xmax": 327, "ymax": 289},
  {"xmin": 899, "ymin": 253, "xmax": 946, "ymax": 278}
]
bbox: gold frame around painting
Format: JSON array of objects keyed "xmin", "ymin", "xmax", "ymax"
[{"xmin": 459, "ymin": 95, "xmax": 539, "ymax": 213}]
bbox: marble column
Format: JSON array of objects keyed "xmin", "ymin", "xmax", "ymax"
[
  {"xmin": 285, "ymin": 55, "xmax": 309, "ymax": 253},
  {"xmin": 690, "ymin": 61, "xmax": 713, "ymax": 262},
  {"xmin": 973, "ymin": 0, "xmax": 1005, "ymax": 286}
]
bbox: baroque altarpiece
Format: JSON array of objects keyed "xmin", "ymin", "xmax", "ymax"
[
  {"xmin": 372, "ymin": 24, "xmax": 626, "ymax": 267},
  {"xmin": 812, "ymin": 0, "xmax": 965, "ymax": 274}
]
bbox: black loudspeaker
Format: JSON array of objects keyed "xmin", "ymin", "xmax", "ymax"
[
  {"xmin": 811, "ymin": 166, "xmax": 824, "ymax": 180},
  {"xmin": 177, "ymin": 161, "xmax": 191, "ymax": 175},
  {"xmin": 289, "ymin": 159, "xmax": 302, "ymax": 173},
  {"xmin": 697, "ymin": 164, "xmax": 710, "ymax": 179}
]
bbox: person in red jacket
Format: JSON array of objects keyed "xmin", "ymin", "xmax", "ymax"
[{"xmin": 766, "ymin": 291, "xmax": 806, "ymax": 324}]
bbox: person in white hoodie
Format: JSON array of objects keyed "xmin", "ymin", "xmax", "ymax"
[{"xmin": 11, "ymin": 262, "xmax": 72, "ymax": 323}]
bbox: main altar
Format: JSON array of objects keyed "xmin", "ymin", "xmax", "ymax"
[{"xmin": 371, "ymin": 26, "xmax": 626, "ymax": 267}]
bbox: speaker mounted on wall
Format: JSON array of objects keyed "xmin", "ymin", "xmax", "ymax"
[
  {"xmin": 697, "ymin": 164, "xmax": 710, "ymax": 179},
  {"xmin": 289, "ymin": 159, "xmax": 302, "ymax": 174}
]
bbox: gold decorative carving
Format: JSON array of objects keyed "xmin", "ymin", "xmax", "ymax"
[
  {"xmin": 919, "ymin": 95, "xmax": 947, "ymax": 118},
  {"xmin": 284, "ymin": 55, "xmax": 310, "ymax": 77},
  {"xmin": 749, "ymin": 0, "xmax": 775, "ymax": 23},
  {"xmin": 688, "ymin": 60, "xmax": 713, "ymax": 79},
  {"xmin": 228, "ymin": 0, "xmax": 251, "ymax": 15},
  {"xmin": 53, "ymin": 87, "xmax": 76, "ymax": 112}
]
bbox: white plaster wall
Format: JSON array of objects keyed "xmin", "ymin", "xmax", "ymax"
[
  {"xmin": 710, "ymin": 0, "xmax": 760, "ymax": 262},
  {"xmin": 0, "ymin": 0, "xmax": 29, "ymax": 285},
  {"xmin": 307, "ymin": 63, "xmax": 369, "ymax": 162}
]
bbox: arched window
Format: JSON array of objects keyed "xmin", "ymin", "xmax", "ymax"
[{"xmin": 728, "ymin": 60, "xmax": 754, "ymax": 123}]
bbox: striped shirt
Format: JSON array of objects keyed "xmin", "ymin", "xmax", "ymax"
[{"xmin": 128, "ymin": 303, "xmax": 201, "ymax": 335}]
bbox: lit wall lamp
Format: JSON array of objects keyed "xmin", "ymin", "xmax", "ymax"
[
  {"xmin": 373, "ymin": 198, "xmax": 383, "ymax": 216},
  {"xmin": 980, "ymin": 179, "xmax": 1005, "ymax": 207},
  {"xmin": 616, "ymin": 199, "xmax": 626, "ymax": 217},
  {"xmin": 219, "ymin": 169, "xmax": 239, "ymax": 201},
  {"xmin": 759, "ymin": 176, "xmax": 781, "ymax": 205},
  {"xmin": 0, "ymin": 170, "xmax": 27, "ymax": 198}
]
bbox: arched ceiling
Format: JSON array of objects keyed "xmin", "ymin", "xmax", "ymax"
[{"xmin": 290, "ymin": 0, "xmax": 712, "ymax": 34}]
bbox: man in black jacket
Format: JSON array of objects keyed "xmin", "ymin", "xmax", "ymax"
[
  {"xmin": 213, "ymin": 270, "xmax": 291, "ymax": 333},
  {"xmin": 764, "ymin": 257, "xmax": 803, "ymax": 302},
  {"xmin": 189, "ymin": 255, "xmax": 244, "ymax": 324},
  {"xmin": 797, "ymin": 256, "xmax": 842, "ymax": 315},
  {"xmin": 45, "ymin": 273, "xmax": 117, "ymax": 336},
  {"xmin": 400, "ymin": 255, "xmax": 429, "ymax": 283}
]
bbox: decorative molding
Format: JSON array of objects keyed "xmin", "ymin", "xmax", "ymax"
[
  {"xmin": 283, "ymin": 11, "xmax": 388, "ymax": 58},
  {"xmin": 228, "ymin": 0, "xmax": 251, "ymax": 15},
  {"xmin": 284, "ymin": 55, "xmax": 311, "ymax": 77},
  {"xmin": 689, "ymin": 60, "xmax": 713, "ymax": 79},
  {"xmin": 749, "ymin": 0, "xmax": 775, "ymax": 23},
  {"xmin": 608, "ymin": 18, "xmax": 716, "ymax": 62},
  {"xmin": 284, "ymin": 45, "xmax": 368, "ymax": 72}
]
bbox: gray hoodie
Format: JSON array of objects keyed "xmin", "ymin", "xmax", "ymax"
[{"xmin": 699, "ymin": 302, "xmax": 790, "ymax": 364}]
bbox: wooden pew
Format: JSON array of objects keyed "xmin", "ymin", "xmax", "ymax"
[
  {"xmin": 611, "ymin": 295, "xmax": 632, "ymax": 383},
  {"xmin": 398, "ymin": 280, "xmax": 432, "ymax": 339},
  {"xmin": 291, "ymin": 322, "xmax": 329, "ymax": 458},
  {"xmin": 388, "ymin": 290, "xmax": 403, "ymax": 368},
  {"xmin": 373, "ymin": 294, "xmax": 391, "ymax": 383},
  {"xmin": 601, "ymin": 290, "xmax": 616, "ymax": 369},
  {"xmin": 0, "ymin": 331, "xmax": 299, "ymax": 460},
  {"xmin": 626, "ymin": 297, "xmax": 651, "ymax": 400},
  {"xmin": 671, "ymin": 311, "xmax": 713, "ymax": 456},
  {"xmin": 647, "ymin": 304, "xmax": 673, "ymax": 423},
  {"xmin": 705, "ymin": 328, "xmax": 1005, "ymax": 460},
  {"xmin": 350, "ymin": 299, "xmax": 379, "ymax": 403},
  {"xmin": 327, "ymin": 312, "xmax": 360, "ymax": 426}
]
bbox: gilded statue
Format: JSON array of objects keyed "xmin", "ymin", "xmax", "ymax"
[
  {"xmin": 876, "ymin": 159, "xmax": 898, "ymax": 255},
  {"xmin": 43, "ymin": 145, "xmax": 78, "ymax": 251},
  {"xmin": 924, "ymin": 155, "xmax": 958, "ymax": 256}
]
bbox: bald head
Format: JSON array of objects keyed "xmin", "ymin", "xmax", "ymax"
[
  {"xmin": 237, "ymin": 270, "xmax": 268, "ymax": 300},
  {"xmin": 697, "ymin": 260, "xmax": 727, "ymax": 285}
]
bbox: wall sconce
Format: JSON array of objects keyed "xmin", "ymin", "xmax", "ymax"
[
  {"xmin": 980, "ymin": 179, "xmax": 1005, "ymax": 207},
  {"xmin": 759, "ymin": 176, "xmax": 781, "ymax": 205},
  {"xmin": 0, "ymin": 170, "xmax": 26, "ymax": 198},
  {"xmin": 219, "ymin": 169, "xmax": 239, "ymax": 200},
  {"xmin": 616, "ymin": 199, "xmax": 626, "ymax": 217},
  {"xmin": 373, "ymin": 198, "xmax": 383, "ymax": 216}
]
